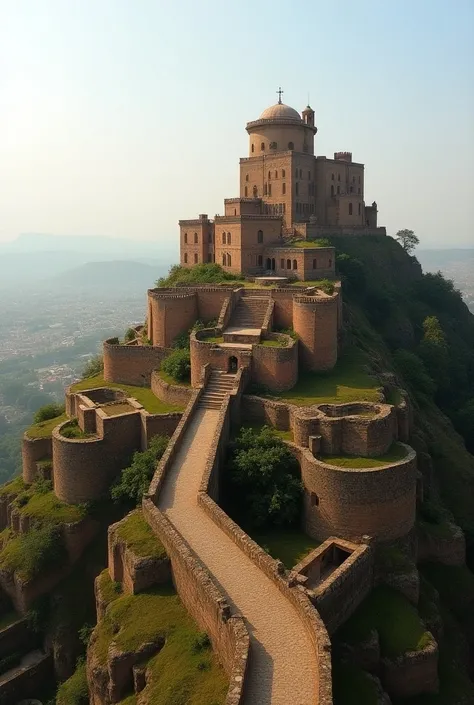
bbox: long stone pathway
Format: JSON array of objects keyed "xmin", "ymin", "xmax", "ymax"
[{"xmin": 158, "ymin": 407, "xmax": 319, "ymax": 705}]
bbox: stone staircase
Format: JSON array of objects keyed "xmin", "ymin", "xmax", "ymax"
[
  {"xmin": 198, "ymin": 371, "xmax": 236, "ymax": 409},
  {"xmin": 229, "ymin": 296, "xmax": 269, "ymax": 329}
]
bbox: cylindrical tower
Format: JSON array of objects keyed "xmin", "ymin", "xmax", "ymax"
[
  {"xmin": 147, "ymin": 290, "xmax": 197, "ymax": 348},
  {"xmin": 293, "ymin": 294, "xmax": 338, "ymax": 370}
]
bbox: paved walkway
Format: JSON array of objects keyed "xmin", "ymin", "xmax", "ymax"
[{"xmin": 158, "ymin": 408, "xmax": 319, "ymax": 705}]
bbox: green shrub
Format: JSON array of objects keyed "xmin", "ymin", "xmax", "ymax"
[
  {"xmin": 124, "ymin": 327, "xmax": 136, "ymax": 342},
  {"xmin": 0, "ymin": 525, "xmax": 67, "ymax": 580},
  {"xmin": 318, "ymin": 279, "xmax": 335, "ymax": 295},
  {"xmin": 56, "ymin": 657, "xmax": 89, "ymax": 705},
  {"xmin": 111, "ymin": 435, "xmax": 169, "ymax": 505},
  {"xmin": 393, "ymin": 349, "xmax": 435, "ymax": 398},
  {"xmin": 161, "ymin": 349, "xmax": 191, "ymax": 383},
  {"xmin": 33, "ymin": 403, "xmax": 65, "ymax": 424},
  {"xmin": 225, "ymin": 426, "xmax": 302, "ymax": 528},
  {"xmin": 172, "ymin": 331, "xmax": 191, "ymax": 350},
  {"xmin": 157, "ymin": 263, "xmax": 242, "ymax": 287},
  {"xmin": 81, "ymin": 355, "xmax": 104, "ymax": 380}
]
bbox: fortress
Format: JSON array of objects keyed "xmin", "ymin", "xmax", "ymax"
[{"xmin": 0, "ymin": 98, "xmax": 460, "ymax": 705}]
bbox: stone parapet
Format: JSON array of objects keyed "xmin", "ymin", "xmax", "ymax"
[
  {"xmin": 103, "ymin": 338, "xmax": 168, "ymax": 386},
  {"xmin": 253, "ymin": 335, "xmax": 298, "ymax": 391},
  {"xmin": 382, "ymin": 635, "xmax": 439, "ymax": 699},
  {"xmin": 150, "ymin": 370, "xmax": 193, "ymax": 407},
  {"xmin": 21, "ymin": 435, "xmax": 52, "ymax": 484}
]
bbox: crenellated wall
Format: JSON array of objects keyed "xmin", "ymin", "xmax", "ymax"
[{"xmin": 103, "ymin": 338, "xmax": 168, "ymax": 386}]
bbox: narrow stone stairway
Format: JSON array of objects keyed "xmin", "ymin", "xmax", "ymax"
[
  {"xmin": 198, "ymin": 370, "xmax": 236, "ymax": 409},
  {"xmin": 229, "ymin": 296, "xmax": 269, "ymax": 328}
]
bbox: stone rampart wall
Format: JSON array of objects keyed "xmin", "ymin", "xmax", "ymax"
[
  {"xmin": 382, "ymin": 637, "xmax": 439, "ymax": 699},
  {"xmin": 295, "ymin": 444, "xmax": 417, "ymax": 542},
  {"xmin": 270, "ymin": 289, "xmax": 295, "ymax": 329},
  {"xmin": 151, "ymin": 370, "xmax": 194, "ymax": 407},
  {"xmin": 0, "ymin": 652, "xmax": 53, "ymax": 705},
  {"xmin": 22, "ymin": 435, "xmax": 52, "ymax": 484},
  {"xmin": 143, "ymin": 500, "xmax": 249, "ymax": 705},
  {"xmin": 103, "ymin": 339, "xmax": 168, "ymax": 386},
  {"xmin": 148, "ymin": 290, "xmax": 198, "ymax": 347},
  {"xmin": 142, "ymin": 412, "xmax": 182, "ymax": 446}
]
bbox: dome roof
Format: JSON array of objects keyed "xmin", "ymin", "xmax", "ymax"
[{"xmin": 259, "ymin": 103, "xmax": 302, "ymax": 121}]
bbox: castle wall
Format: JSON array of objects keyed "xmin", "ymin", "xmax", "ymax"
[
  {"xmin": 151, "ymin": 370, "xmax": 194, "ymax": 407},
  {"xmin": 22, "ymin": 435, "xmax": 52, "ymax": 484},
  {"xmin": 293, "ymin": 294, "xmax": 338, "ymax": 370},
  {"xmin": 295, "ymin": 444, "xmax": 417, "ymax": 542},
  {"xmin": 103, "ymin": 339, "xmax": 168, "ymax": 386},
  {"xmin": 252, "ymin": 336, "xmax": 298, "ymax": 392},
  {"xmin": 147, "ymin": 290, "xmax": 198, "ymax": 348},
  {"xmin": 142, "ymin": 412, "xmax": 182, "ymax": 445},
  {"xmin": 190, "ymin": 331, "xmax": 252, "ymax": 387},
  {"xmin": 270, "ymin": 289, "xmax": 295, "ymax": 329}
]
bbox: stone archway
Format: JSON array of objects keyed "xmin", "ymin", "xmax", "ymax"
[{"xmin": 228, "ymin": 356, "xmax": 238, "ymax": 373}]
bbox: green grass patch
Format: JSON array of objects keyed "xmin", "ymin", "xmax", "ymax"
[
  {"xmin": 320, "ymin": 442, "xmax": 408, "ymax": 469},
  {"xmin": 17, "ymin": 489, "xmax": 86, "ymax": 525},
  {"xmin": 337, "ymin": 585, "xmax": 431, "ymax": 658},
  {"xmin": 0, "ymin": 524, "xmax": 66, "ymax": 581},
  {"xmin": 70, "ymin": 375, "xmax": 184, "ymax": 413},
  {"xmin": 248, "ymin": 526, "xmax": 319, "ymax": 569},
  {"xmin": 332, "ymin": 663, "xmax": 378, "ymax": 705},
  {"xmin": 60, "ymin": 420, "xmax": 96, "ymax": 439},
  {"xmin": 0, "ymin": 476, "xmax": 25, "ymax": 497},
  {"xmin": 204, "ymin": 335, "xmax": 224, "ymax": 344},
  {"xmin": 157, "ymin": 369, "xmax": 192, "ymax": 387},
  {"xmin": 266, "ymin": 347, "xmax": 382, "ymax": 406},
  {"xmin": 260, "ymin": 339, "xmax": 285, "ymax": 348},
  {"xmin": 239, "ymin": 421, "xmax": 293, "ymax": 443},
  {"xmin": 92, "ymin": 584, "xmax": 228, "ymax": 705},
  {"xmin": 288, "ymin": 239, "xmax": 331, "ymax": 248},
  {"xmin": 116, "ymin": 510, "xmax": 166, "ymax": 559},
  {"xmin": 25, "ymin": 413, "xmax": 68, "ymax": 439},
  {"xmin": 56, "ymin": 658, "xmax": 89, "ymax": 705},
  {"xmin": 97, "ymin": 569, "xmax": 123, "ymax": 609}
]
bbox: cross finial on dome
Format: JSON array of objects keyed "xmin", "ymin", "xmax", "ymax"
[{"xmin": 276, "ymin": 86, "xmax": 284, "ymax": 104}]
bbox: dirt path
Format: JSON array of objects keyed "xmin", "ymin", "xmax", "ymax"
[{"xmin": 158, "ymin": 407, "xmax": 319, "ymax": 705}]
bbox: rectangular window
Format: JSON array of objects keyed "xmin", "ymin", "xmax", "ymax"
[
  {"xmin": 268, "ymin": 183, "xmax": 272, "ymax": 196},
  {"xmin": 296, "ymin": 183, "xmax": 299, "ymax": 196},
  {"xmin": 282, "ymin": 183, "xmax": 286, "ymax": 195}
]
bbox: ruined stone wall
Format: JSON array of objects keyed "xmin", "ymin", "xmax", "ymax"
[
  {"xmin": 150, "ymin": 369, "xmax": 194, "ymax": 407},
  {"xmin": 295, "ymin": 444, "xmax": 417, "ymax": 542},
  {"xmin": 22, "ymin": 435, "xmax": 52, "ymax": 484},
  {"xmin": 241, "ymin": 394, "xmax": 290, "ymax": 429},
  {"xmin": 103, "ymin": 338, "xmax": 168, "ymax": 386},
  {"xmin": 0, "ymin": 653, "xmax": 53, "ymax": 705},
  {"xmin": 142, "ymin": 412, "xmax": 182, "ymax": 446},
  {"xmin": 293, "ymin": 294, "xmax": 338, "ymax": 370},
  {"xmin": 252, "ymin": 336, "xmax": 298, "ymax": 391}
]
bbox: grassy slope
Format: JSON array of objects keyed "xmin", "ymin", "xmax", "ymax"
[
  {"xmin": 116, "ymin": 510, "xmax": 166, "ymax": 559},
  {"xmin": 26, "ymin": 412, "xmax": 68, "ymax": 438},
  {"xmin": 92, "ymin": 580, "xmax": 228, "ymax": 705}
]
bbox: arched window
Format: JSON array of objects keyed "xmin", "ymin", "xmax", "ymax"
[
  {"xmin": 287, "ymin": 259, "xmax": 291, "ymax": 269},
  {"xmin": 313, "ymin": 258, "xmax": 317, "ymax": 269},
  {"xmin": 208, "ymin": 232, "xmax": 212, "ymax": 242},
  {"xmin": 349, "ymin": 203, "xmax": 353, "ymax": 215},
  {"xmin": 257, "ymin": 229, "xmax": 263, "ymax": 243},
  {"xmin": 222, "ymin": 253, "xmax": 226, "ymax": 266},
  {"xmin": 337, "ymin": 185, "xmax": 340, "ymax": 195},
  {"xmin": 253, "ymin": 185, "xmax": 258, "ymax": 197},
  {"xmin": 264, "ymin": 182, "xmax": 267, "ymax": 196},
  {"xmin": 338, "ymin": 174, "xmax": 341, "ymax": 181},
  {"xmin": 311, "ymin": 492, "xmax": 319, "ymax": 507},
  {"xmin": 222, "ymin": 232, "xmax": 226, "ymax": 244},
  {"xmin": 282, "ymin": 183, "xmax": 286, "ymax": 195},
  {"xmin": 194, "ymin": 253, "xmax": 198, "ymax": 264},
  {"xmin": 245, "ymin": 174, "xmax": 249, "ymax": 182},
  {"xmin": 358, "ymin": 203, "xmax": 361, "ymax": 215},
  {"xmin": 331, "ymin": 174, "xmax": 334, "ymax": 181},
  {"xmin": 268, "ymin": 183, "xmax": 272, "ymax": 196},
  {"xmin": 293, "ymin": 260, "xmax": 298, "ymax": 270},
  {"xmin": 227, "ymin": 232, "xmax": 231, "ymax": 244},
  {"xmin": 329, "ymin": 258, "xmax": 332, "ymax": 267},
  {"xmin": 251, "ymin": 144, "xmax": 254, "ymax": 153},
  {"xmin": 268, "ymin": 170, "xmax": 271, "ymax": 180},
  {"xmin": 244, "ymin": 186, "xmax": 248, "ymax": 197},
  {"xmin": 184, "ymin": 253, "xmax": 188, "ymax": 264},
  {"xmin": 282, "ymin": 169, "xmax": 285, "ymax": 177},
  {"xmin": 194, "ymin": 232, "xmax": 198, "ymax": 243},
  {"xmin": 184, "ymin": 232, "xmax": 188, "ymax": 244},
  {"xmin": 258, "ymin": 254, "xmax": 263, "ymax": 267},
  {"xmin": 275, "ymin": 170, "xmax": 278, "ymax": 178},
  {"xmin": 295, "ymin": 183, "xmax": 299, "ymax": 196},
  {"xmin": 261, "ymin": 142, "xmax": 265, "ymax": 151},
  {"xmin": 234, "ymin": 209, "xmax": 236, "ymax": 215},
  {"xmin": 227, "ymin": 253, "xmax": 231, "ymax": 267},
  {"xmin": 288, "ymin": 142, "xmax": 294, "ymax": 150},
  {"xmin": 331, "ymin": 185, "xmax": 335, "ymax": 196}
]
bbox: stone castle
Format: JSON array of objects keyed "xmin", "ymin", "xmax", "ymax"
[
  {"xmin": 0, "ymin": 98, "xmax": 459, "ymax": 705},
  {"xmin": 180, "ymin": 90, "xmax": 385, "ymax": 277}
]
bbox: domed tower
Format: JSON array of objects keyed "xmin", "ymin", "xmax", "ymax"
[{"xmin": 241, "ymin": 90, "xmax": 318, "ymax": 231}]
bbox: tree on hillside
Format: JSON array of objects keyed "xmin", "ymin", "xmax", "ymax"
[
  {"xmin": 395, "ymin": 229, "xmax": 419, "ymax": 253},
  {"xmin": 81, "ymin": 355, "xmax": 104, "ymax": 380}
]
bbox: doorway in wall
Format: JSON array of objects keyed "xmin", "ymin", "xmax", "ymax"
[{"xmin": 228, "ymin": 356, "xmax": 238, "ymax": 373}]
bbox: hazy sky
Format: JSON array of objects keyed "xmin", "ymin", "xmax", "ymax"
[{"xmin": 1, "ymin": 0, "xmax": 473, "ymax": 248}]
